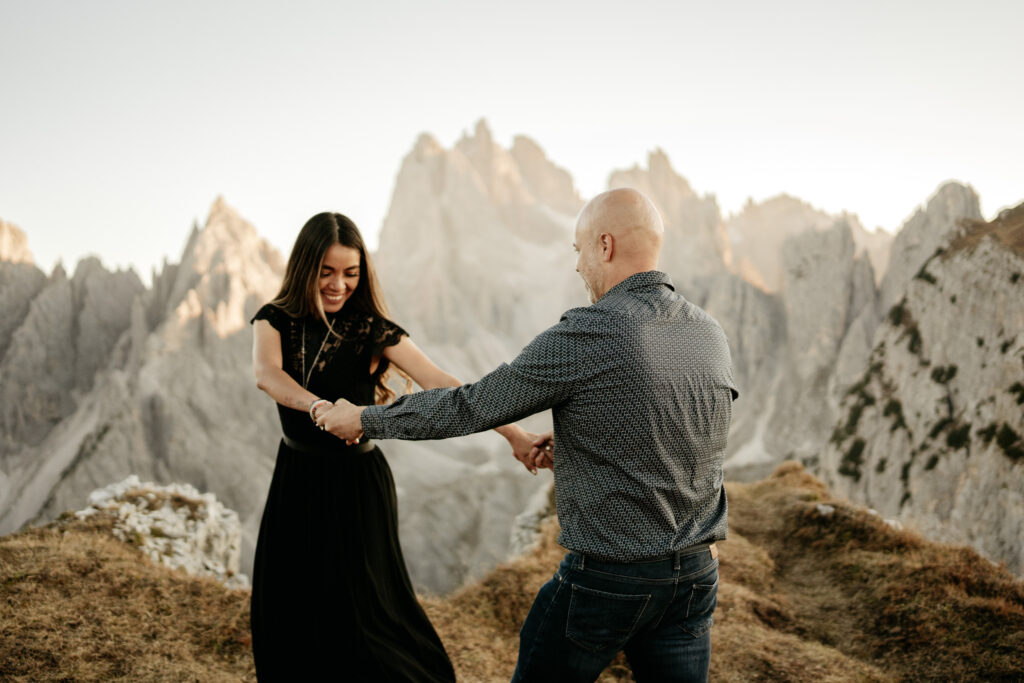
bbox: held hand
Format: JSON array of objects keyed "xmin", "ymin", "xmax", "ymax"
[
  {"xmin": 316, "ymin": 399, "xmax": 365, "ymax": 444},
  {"xmin": 504, "ymin": 426, "xmax": 546, "ymax": 475},
  {"xmin": 529, "ymin": 431, "xmax": 554, "ymax": 470}
]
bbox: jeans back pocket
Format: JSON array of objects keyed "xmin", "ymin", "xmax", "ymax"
[
  {"xmin": 565, "ymin": 583, "xmax": 651, "ymax": 653},
  {"xmin": 678, "ymin": 575, "xmax": 719, "ymax": 638}
]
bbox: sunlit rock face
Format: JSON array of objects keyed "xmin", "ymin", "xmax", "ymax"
[
  {"xmin": 0, "ymin": 219, "xmax": 34, "ymax": 265},
  {"xmin": 375, "ymin": 119, "xmax": 585, "ymax": 366},
  {"xmin": 821, "ymin": 204, "xmax": 1024, "ymax": 574},
  {"xmin": 726, "ymin": 195, "xmax": 892, "ymax": 293},
  {"xmin": 608, "ymin": 149, "xmax": 730, "ymax": 292}
]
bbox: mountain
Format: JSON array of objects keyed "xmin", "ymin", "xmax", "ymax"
[
  {"xmin": 821, "ymin": 202, "xmax": 1024, "ymax": 573},
  {"xmin": 0, "ymin": 121, "xmax": 1018, "ymax": 592},
  {"xmin": 0, "ymin": 198, "xmax": 282, "ymax": 585}
]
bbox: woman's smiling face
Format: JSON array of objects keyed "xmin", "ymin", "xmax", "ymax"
[{"xmin": 318, "ymin": 243, "xmax": 361, "ymax": 313}]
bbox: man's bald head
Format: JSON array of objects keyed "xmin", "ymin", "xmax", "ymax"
[
  {"xmin": 573, "ymin": 188, "xmax": 664, "ymax": 302},
  {"xmin": 577, "ymin": 187, "xmax": 664, "ymax": 258}
]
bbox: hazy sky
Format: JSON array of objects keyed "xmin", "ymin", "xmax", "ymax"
[{"xmin": 2, "ymin": 0, "xmax": 1022, "ymax": 279}]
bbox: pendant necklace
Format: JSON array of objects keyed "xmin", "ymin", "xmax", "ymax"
[{"xmin": 301, "ymin": 319, "xmax": 333, "ymax": 389}]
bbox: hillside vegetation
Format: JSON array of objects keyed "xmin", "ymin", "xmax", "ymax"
[{"xmin": 2, "ymin": 464, "xmax": 1022, "ymax": 681}]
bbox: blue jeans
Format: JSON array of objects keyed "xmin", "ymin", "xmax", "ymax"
[{"xmin": 511, "ymin": 546, "xmax": 718, "ymax": 683}]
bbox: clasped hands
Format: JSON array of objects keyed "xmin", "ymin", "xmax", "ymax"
[
  {"xmin": 315, "ymin": 400, "xmax": 555, "ymax": 475},
  {"xmin": 315, "ymin": 399, "xmax": 365, "ymax": 444}
]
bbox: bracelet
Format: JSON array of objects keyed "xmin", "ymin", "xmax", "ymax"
[{"xmin": 309, "ymin": 399, "xmax": 330, "ymax": 421}]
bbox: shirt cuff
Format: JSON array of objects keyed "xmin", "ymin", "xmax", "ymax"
[{"xmin": 360, "ymin": 405, "xmax": 386, "ymax": 438}]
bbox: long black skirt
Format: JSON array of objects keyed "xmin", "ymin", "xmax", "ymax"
[{"xmin": 250, "ymin": 439, "xmax": 455, "ymax": 682}]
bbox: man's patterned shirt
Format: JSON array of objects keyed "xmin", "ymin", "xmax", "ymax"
[{"xmin": 362, "ymin": 270, "xmax": 738, "ymax": 561}]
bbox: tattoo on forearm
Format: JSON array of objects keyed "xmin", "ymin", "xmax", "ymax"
[{"xmin": 292, "ymin": 398, "xmax": 308, "ymax": 411}]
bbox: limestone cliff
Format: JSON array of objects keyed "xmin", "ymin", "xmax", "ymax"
[{"xmin": 821, "ymin": 203, "xmax": 1024, "ymax": 573}]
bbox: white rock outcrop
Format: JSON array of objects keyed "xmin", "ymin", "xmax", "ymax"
[{"xmin": 76, "ymin": 475, "xmax": 247, "ymax": 587}]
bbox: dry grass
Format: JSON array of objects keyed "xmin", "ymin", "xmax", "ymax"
[
  {"xmin": 948, "ymin": 201, "xmax": 1024, "ymax": 258},
  {"xmin": 3, "ymin": 464, "xmax": 1023, "ymax": 681},
  {"xmin": 0, "ymin": 512, "xmax": 254, "ymax": 682}
]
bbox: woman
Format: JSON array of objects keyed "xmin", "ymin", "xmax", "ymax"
[{"xmin": 249, "ymin": 212, "xmax": 540, "ymax": 681}]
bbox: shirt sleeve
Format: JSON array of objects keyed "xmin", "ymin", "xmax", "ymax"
[
  {"xmin": 250, "ymin": 303, "xmax": 288, "ymax": 332},
  {"xmin": 361, "ymin": 315, "xmax": 583, "ymax": 440}
]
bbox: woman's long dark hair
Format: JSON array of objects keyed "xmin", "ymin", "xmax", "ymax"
[{"xmin": 271, "ymin": 212, "xmax": 401, "ymax": 403}]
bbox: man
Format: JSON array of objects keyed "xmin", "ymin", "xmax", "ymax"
[{"xmin": 319, "ymin": 187, "xmax": 738, "ymax": 682}]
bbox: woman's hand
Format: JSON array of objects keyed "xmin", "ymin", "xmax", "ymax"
[{"xmin": 502, "ymin": 425, "xmax": 553, "ymax": 475}]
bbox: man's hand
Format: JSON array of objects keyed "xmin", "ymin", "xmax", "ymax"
[
  {"xmin": 530, "ymin": 431, "xmax": 554, "ymax": 470},
  {"xmin": 315, "ymin": 398, "xmax": 365, "ymax": 444}
]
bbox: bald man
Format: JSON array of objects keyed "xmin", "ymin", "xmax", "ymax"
[{"xmin": 321, "ymin": 188, "xmax": 738, "ymax": 682}]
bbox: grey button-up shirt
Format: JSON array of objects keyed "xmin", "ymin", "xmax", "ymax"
[{"xmin": 362, "ymin": 270, "xmax": 737, "ymax": 561}]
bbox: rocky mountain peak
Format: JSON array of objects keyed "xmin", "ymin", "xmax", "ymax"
[
  {"xmin": 879, "ymin": 181, "xmax": 981, "ymax": 311},
  {"xmin": 608, "ymin": 150, "xmax": 729, "ymax": 288},
  {"xmin": 510, "ymin": 135, "xmax": 583, "ymax": 216},
  {"xmin": 727, "ymin": 194, "xmax": 836, "ymax": 291},
  {"xmin": 375, "ymin": 123, "xmax": 584, "ymax": 359},
  {"xmin": 0, "ymin": 219, "xmax": 33, "ymax": 265},
  {"xmin": 413, "ymin": 132, "xmax": 443, "ymax": 159},
  {"xmin": 160, "ymin": 197, "xmax": 284, "ymax": 337}
]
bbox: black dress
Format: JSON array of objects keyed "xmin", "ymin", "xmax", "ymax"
[{"xmin": 249, "ymin": 303, "xmax": 455, "ymax": 682}]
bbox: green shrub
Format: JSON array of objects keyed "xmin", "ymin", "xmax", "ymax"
[
  {"xmin": 946, "ymin": 423, "xmax": 971, "ymax": 450},
  {"xmin": 839, "ymin": 439, "xmax": 867, "ymax": 482},
  {"xmin": 1009, "ymin": 382, "xmax": 1024, "ymax": 406},
  {"xmin": 996, "ymin": 424, "xmax": 1024, "ymax": 462}
]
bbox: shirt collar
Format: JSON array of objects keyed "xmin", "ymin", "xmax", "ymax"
[{"xmin": 601, "ymin": 270, "xmax": 675, "ymax": 300}]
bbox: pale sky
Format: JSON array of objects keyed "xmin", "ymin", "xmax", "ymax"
[{"xmin": 2, "ymin": 0, "xmax": 1022, "ymax": 280}]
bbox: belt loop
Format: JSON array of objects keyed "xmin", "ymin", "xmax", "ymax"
[
  {"xmin": 579, "ymin": 554, "xmax": 585, "ymax": 571},
  {"xmin": 673, "ymin": 551, "xmax": 680, "ymax": 572}
]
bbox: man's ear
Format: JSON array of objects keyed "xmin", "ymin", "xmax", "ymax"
[{"xmin": 599, "ymin": 233, "xmax": 614, "ymax": 261}]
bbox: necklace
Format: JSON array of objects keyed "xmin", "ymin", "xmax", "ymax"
[{"xmin": 301, "ymin": 319, "xmax": 333, "ymax": 389}]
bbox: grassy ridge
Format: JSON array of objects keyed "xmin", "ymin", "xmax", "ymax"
[{"xmin": 2, "ymin": 463, "xmax": 1022, "ymax": 681}]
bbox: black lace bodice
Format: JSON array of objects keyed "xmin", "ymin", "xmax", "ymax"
[{"xmin": 251, "ymin": 303, "xmax": 407, "ymax": 446}]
